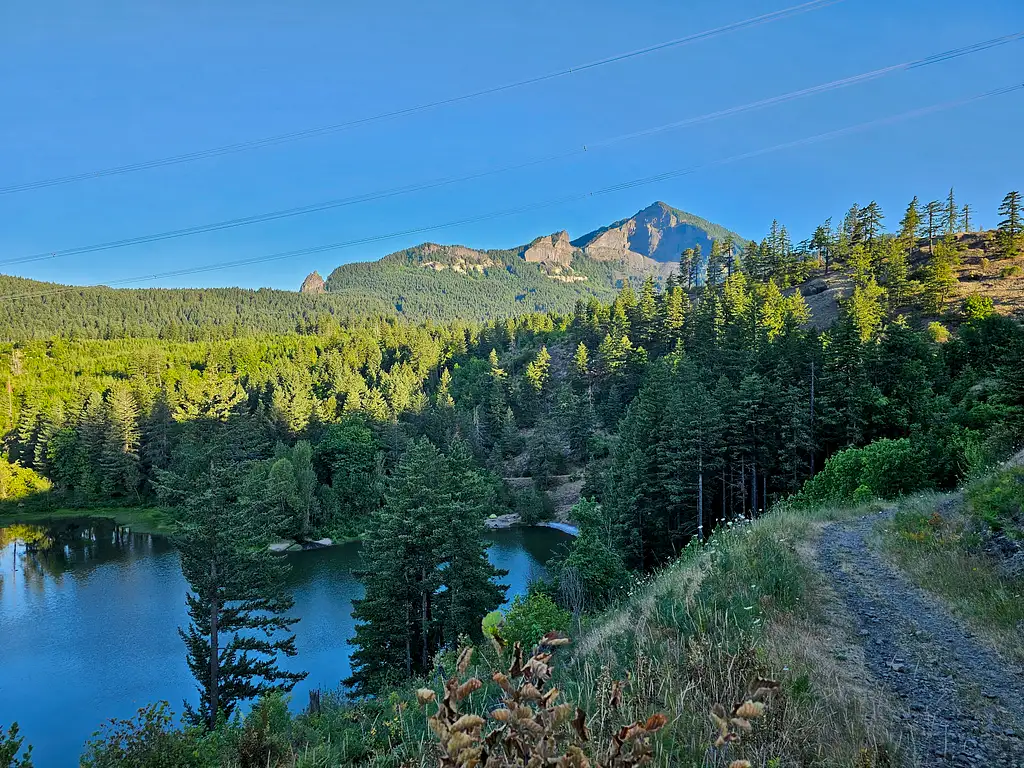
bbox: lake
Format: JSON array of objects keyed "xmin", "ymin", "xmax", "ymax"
[{"xmin": 0, "ymin": 518, "xmax": 570, "ymax": 767}]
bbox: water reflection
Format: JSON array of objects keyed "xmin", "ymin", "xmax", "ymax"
[{"xmin": 0, "ymin": 517, "xmax": 570, "ymax": 768}]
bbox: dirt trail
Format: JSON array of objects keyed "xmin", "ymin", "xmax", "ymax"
[{"xmin": 818, "ymin": 508, "xmax": 1024, "ymax": 765}]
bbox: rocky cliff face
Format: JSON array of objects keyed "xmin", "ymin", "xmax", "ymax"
[
  {"xmin": 300, "ymin": 271, "xmax": 326, "ymax": 294},
  {"xmin": 523, "ymin": 231, "xmax": 575, "ymax": 267},
  {"xmin": 571, "ymin": 201, "xmax": 745, "ymax": 281}
]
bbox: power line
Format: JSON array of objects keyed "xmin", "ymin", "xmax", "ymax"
[
  {"xmin": 0, "ymin": 0, "xmax": 844, "ymax": 196},
  {"xmin": 4, "ymin": 82, "xmax": 1019, "ymax": 303},
  {"xmin": 4, "ymin": 30, "xmax": 1020, "ymax": 268}
]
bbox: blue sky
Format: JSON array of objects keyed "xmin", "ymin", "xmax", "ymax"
[{"xmin": 1, "ymin": 0, "xmax": 1021, "ymax": 290}]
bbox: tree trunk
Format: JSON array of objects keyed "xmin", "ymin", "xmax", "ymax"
[
  {"xmin": 405, "ymin": 602, "xmax": 413, "ymax": 677},
  {"xmin": 740, "ymin": 460, "xmax": 746, "ymax": 516},
  {"xmin": 751, "ymin": 462, "xmax": 758, "ymax": 518},
  {"xmin": 809, "ymin": 361, "xmax": 816, "ymax": 476},
  {"xmin": 421, "ymin": 568, "xmax": 430, "ymax": 672},
  {"xmin": 209, "ymin": 559, "xmax": 219, "ymax": 728},
  {"xmin": 697, "ymin": 452, "xmax": 704, "ymax": 540},
  {"xmin": 722, "ymin": 468, "xmax": 727, "ymax": 523}
]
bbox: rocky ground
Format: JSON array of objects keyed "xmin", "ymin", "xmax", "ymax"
[{"xmin": 818, "ymin": 508, "xmax": 1024, "ymax": 765}]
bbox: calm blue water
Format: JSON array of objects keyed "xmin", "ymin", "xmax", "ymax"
[{"xmin": 0, "ymin": 519, "xmax": 569, "ymax": 767}]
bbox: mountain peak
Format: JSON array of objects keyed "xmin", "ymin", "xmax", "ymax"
[
  {"xmin": 569, "ymin": 202, "xmax": 745, "ymax": 279},
  {"xmin": 300, "ymin": 271, "xmax": 326, "ymax": 294}
]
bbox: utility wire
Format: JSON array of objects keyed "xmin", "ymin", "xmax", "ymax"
[
  {"xmin": 0, "ymin": 0, "xmax": 844, "ymax": 195},
  {"xmin": 3, "ymin": 30, "xmax": 1020, "ymax": 268},
  {"xmin": 4, "ymin": 82, "xmax": 1019, "ymax": 303}
]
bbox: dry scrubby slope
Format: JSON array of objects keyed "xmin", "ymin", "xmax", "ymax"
[{"xmin": 796, "ymin": 230, "xmax": 1024, "ymax": 331}]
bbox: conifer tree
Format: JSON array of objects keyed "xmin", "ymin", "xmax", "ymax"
[
  {"xmin": 435, "ymin": 368, "xmax": 455, "ymax": 409},
  {"xmin": 525, "ymin": 346, "xmax": 552, "ymax": 393},
  {"xmin": 921, "ymin": 241, "xmax": 960, "ymax": 314},
  {"xmin": 163, "ymin": 455, "xmax": 305, "ymax": 728},
  {"xmin": 141, "ymin": 389, "xmax": 175, "ymax": 485},
  {"xmin": 847, "ymin": 278, "xmax": 887, "ymax": 343},
  {"xmin": 436, "ymin": 440, "xmax": 508, "ymax": 646},
  {"xmin": 881, "ymin": 237, "xmax": 910, "ymax": 310},
  {"xmin": 898, "ymin": 197, "xmax": 921, "ymax": 247},
  {"xmin": 922, "ymin": 200, "xmax": 943, "ymax": 251},
  {"xmin": 960, "ymin": 203, "xmax": 972, "ymax": 234},
  {"xmin": 679, "ymin": 248, "xmax": 696, "ymax": 291},
  {"xmin": 99, "ymin": 384, "xmax": 141, "ymax": 499},
  {"xmin": 998, "ymin": 190, "xmax": 1022, "ymax": 256},
  {"xmin": 348, "ymin": 439, "xmax": 504, "ymax": 695},
  {"xmin": 843, "ymin": 203, "xmax": 863, "ymax": 246},
  {"xmin": 663, "ymin": 286, "xmax": 688, "ymax": 344},
  {"xmin": 810, "ymin": 219, "xmax": 835, "ymax": 272},
  {"xmin": 944, "ymin": 187, "xmax": 958, "ymax": 237},
  {"xmin": 570, "ymin": 342, "xmax": 590, "ymax": 388},
  {"xmin": 633, "ymin": 276, "xmax": 660, "ymax": 346},
  {"xmin": 860, "ymin": 201, "xmax": 884, "ymax": 246}
]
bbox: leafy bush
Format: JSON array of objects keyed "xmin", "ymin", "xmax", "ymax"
[
  {"xmin": 963, "ymin": 294, "xmax": 995, "ymax": 321},
  {"xmin": 81, "ymin": 703, "xmax": 199, "ymax": 768},
  {"xmin": 927, "ymin": 321, "xmax": 951, "ymax": 343},
  {"xmin": 500, "ymin": 592, "xmax": 571, "ymax": 649},
  {"xmin": 967, "ymin": 466, "xmax": 1024, "ymax": 539},
  {"xmin": 481, "ymin": 610, "xmax": 503, "ymax": 638},
  {"xmin": 1000, "ymin": 264, "xmax": 1023, "ymax": 278},
  {"xmin": 0, "ymin": 460, "xmax": 51, "ymax": 503},
  {"xmin": 798, "ymin": 438, "xmax": 927, "ymax": 504},
  {"xmin": 859, "ymin": 438, "xmax": 928, "ymax": 499}
]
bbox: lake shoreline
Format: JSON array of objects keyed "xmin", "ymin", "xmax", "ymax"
[{"xmin": 0, "ymin": 505, "xmax": 172, "ymax": 536}]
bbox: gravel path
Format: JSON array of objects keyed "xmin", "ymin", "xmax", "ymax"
[{"xmin": 818, "ymin": 509, "xmax": 1024, "ymax": 765}]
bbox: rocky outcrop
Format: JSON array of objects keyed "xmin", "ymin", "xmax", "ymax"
[
  {"xmin": 523, "ymin": 231, "xmax": 575, "ymax": 267},
  {"xmin": 300, "ymin": 271, "xmax": 326, "ymax": 294}
]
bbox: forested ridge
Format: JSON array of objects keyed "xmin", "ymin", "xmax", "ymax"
[{"xmin": 2, "ymin": 190, "xmax": 1024, "ymax": 765}]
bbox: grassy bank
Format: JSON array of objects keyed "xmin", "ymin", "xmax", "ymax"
[
  {"xmin": 0, "ymin": 505, "xmax": 173, "ymax": 536},
  {"xmin": 879, "ymin": 489, "xmax": 1024, "ymax": 663}
]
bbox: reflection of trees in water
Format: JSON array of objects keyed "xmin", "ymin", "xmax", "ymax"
[{"xmin": 1, "ymin": 519, "xmax": 172, "ymax": 589}]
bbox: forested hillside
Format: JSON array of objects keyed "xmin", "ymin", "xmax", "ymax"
[{"xmin": 0, "ymin": 276, "xmax": 387, "ymax": 341}]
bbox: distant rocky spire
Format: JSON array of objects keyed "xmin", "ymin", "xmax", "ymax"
[{"xmin": 300, "ymin": 271, "xmax": 326, "ymax": 294}]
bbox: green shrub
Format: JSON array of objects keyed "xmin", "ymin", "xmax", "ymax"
[
  {"xmin": 1000, "ymin": 264, "xmax": 1023, "ymax": 278},
  {"xmin": 927, "ymin": 321, "xmax": 951, "ymax": 343},
  {"xmin": 481, "ymin": 610, "xmax": 503, "ymax": 637},
  {"xmin": 967, "ymin": 467, "xmax": 1024, "ymax": 539},
  {"xmin": 549, "ymin": 501, "xmax": 628, "ymax": 613},
  {"xmin": 859, "ymin": 438, "xmax": 927, "ymax": 499},
  {"xmin": 798, "ymin": 438, "xmax": 928, "ymax": 505},
  {"xmin": 796, "ymin": 445, "xmax": 864, "ymax": 504},
  {"xmin": 81, "ymin": 703, "xmax": 199, "ymax": 768},
  {"xmin": 963, "ymin": 294, "xmax": 995, "ymax": 321},
  {"xmin": 500, "ymin": 592, "xmax": 571, "ymax": 649},
  {"xmin": 0, "ymin": 460, "xmax": 51, "ymax": 502}
]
